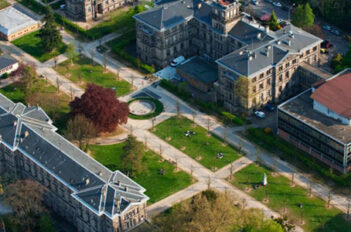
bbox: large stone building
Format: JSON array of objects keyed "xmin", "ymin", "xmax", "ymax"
[
  {"xmin": 65, "ymin": 0, "xmax": 134, "ymax": 21},
  {"xmin": 278, "ymin": 69, "xmax": 351, "ymax": 173},
  {"xmin": 0, "ymin": 94, "xmax": 148, "ymax": 232},
  {"xmin": 134, "ymin": 0, "xmax": 322, "ymax": 113}
]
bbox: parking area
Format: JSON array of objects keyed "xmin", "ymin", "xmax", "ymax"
[{"xmin": 249, "ymin": 109, "xmax": 277, "ymax": 130}]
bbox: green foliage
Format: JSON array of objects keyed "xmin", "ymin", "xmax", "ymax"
[
  {"xmin": 1, "ymin": 72, "xmax": 8, "ymax": 79},
  {"xmin": 334, "ymin": 45, "xmax": 351, "ymax": 73},
  {"xmin": 128, "ymin": 98, "xmax": 164, "ymax": 119},
  {"xmin": 121, "ymin": 135, "xmax": 145, "ymax": 176},
  {"xmin": 246, "ymin": 127, "xmax": 351, "ymax": 187},
  {"xmin": 39, "ymin": 5, "xmax": 62, "ymax": 52},
  {"xmin": 12, "ymin": 31, "xmax": 67, "ymax": 62},
  {"xmin": 65, "ymin": 42, "xmax": 77, "ymax": 64},
  {"xmin": 89, "ymin": 142, "xmax": 192, "ymax": 203},
  {"xmin": 17, "ymin": 0, "xmax": 46, "ymax": 14},
  {"xmin": 268, "ymin": 10, "xmax": 279, "ymax": 31},
  {"xmin": 108, "ymin": 32, "xmax": 155, "ymax": 73},
  {"xmin": 331, "ymin": 53, "xmax": 343, "ymax": 70},
  {"xmin": 159, "ymin": 79, "xmax": 249, "ymax": 126},
  {"xmin": 39, "ymin": 214, "xmax": 55, "ymax": 232},
  {"xmin": 292, "ymin": 3, "xmax": 315, "ymax": 28}
]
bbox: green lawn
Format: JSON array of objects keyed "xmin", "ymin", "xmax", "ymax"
[
  {"xmin": 0, "ymin": 79, "xmax": 70, "ymax": 132},
  {"xmin": 55, "ymin": 56, "xmax": 131, "ymax": 97},
  {"xmin": 12, "ymin": 31, "xmax": 67, "ymax": 62},
  {"xmin": 89, "ymin": 143, "xmax": 193, "ymax": 204},
  {"xmin": 232, "ymin": 164, "xmax": 351, "ymax": 232},
  {"xmin": 152, "ymin": 116, "xmax": 241, "ymax": 170},
  {"xmin": 0, "ymin": 0, "xmax": 9, "ymax": 10}
]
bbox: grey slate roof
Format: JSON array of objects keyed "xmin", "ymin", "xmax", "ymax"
[
  {"xmin": 217, "ymin": 24, "xmax": 322, "ymax": 77},
  {"xmin": 0, "ymin": 94, "xmax": 148, "ymax": 218},
  {"xmin": 176, "ymin": 56, "xmax": 218, "ymax": 84},
  {"xmin": 0, "ymin": 55, "xmax": 18, "ymax": 71},
  {"xmin": 134, "ymin": 0, "xmax": 197, "ymax": 30}
]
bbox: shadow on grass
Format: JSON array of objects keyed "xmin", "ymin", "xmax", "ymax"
[{"xmin": 315, "ymin": 213, "xmax": 351, "ymax": 232}]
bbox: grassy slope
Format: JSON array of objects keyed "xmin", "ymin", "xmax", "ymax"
[
  {"xmin": 232, "ymin": 164, "xmax": 351, "ymax": 232},
  {"xmin": 153, "ymin": 116, "xmax": 241, "ymax": 170},
  {"xmin": 55, "ymin": 56, "xmax": 131, "ymax": 97},
  {"xmin": 89, "ymin": 143, "xmax": 193, "ymax": 204},
  {"xmin": 12, "ymin": 31, "xmax": 67, "ymax": 62}
]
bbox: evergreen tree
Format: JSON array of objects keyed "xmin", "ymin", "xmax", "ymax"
[
  {"xmin": 292, "ymin": 3, "xmax": 315, "ymax": 28},
  {"xmin": 291, "ymin": 4, "xmax": 305, "ymax": 28},
  {"xmin": 268, "ymin": 10, "xmax": 279, "ymax": 31},
  {"xmin": 39, "ymin": 5, "xmax": 62, "ymax": 52},
  {"xmin": 303, "ymin": 3, "xmax": 315, "ymax": 27}
]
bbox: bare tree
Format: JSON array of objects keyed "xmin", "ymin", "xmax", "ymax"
[
  {"xmin": 53, "ymin": 56, "xmax": 58, "ymax": 68},
  {"xmin": 291, "ymin": 172, "xmax": 295, "ymax": 186},
  {"xmin": 70, "ymin": 86, "xmax": 74, "ymax": 100},
  {"xmin": 116, "ymin": 70, "xmax": 120, "ymax": 81},
  {"xmin": 176, "ymin": 101, "xmax": 181, "ymax": 117},
  {"xmin": 175, "ymin": 156, "xmax": 179, "ymax": 170},
  {"xmin": 130, "ymin": 74, "xmax": 135, "ymax": 89},
  {"xmin": 192, "ymin": 110, "xmax": 196, "ymax": 123},
  {"xmin": 78, "ymin": 41, "xmax": 82, "ymax": 55},
  {"xmin": 327, "ymin": 190, "xmax": 332, "ymax": 208},
  {"xmin": 207, "ymin": 176, "xmax": 212, "ymax": 189},
  {"xmin": 273, "ymin": 156, "xmax": 278, "ymax": 170},
  {"xmin": 230, "ymin": 162, "xmax": 235, "ymax": 177},
  {"xmin": 3, "ymin": 179, "xmax": 46, "ymax": 231},
  {"xmin": 347, "ymin": 199, "xmax": 351, "ymax": 219},
  {"xmin": 159, "ymin": 144, "xmax": 163, "ymax": 155},
  {"xmin": 238, "ymin": 138, "xmax": 243, "ymax": 153},
  {"xmin": 65, "ymin": 114, "xmax": 97, "ymax": 150},
  {"xmin": 56, "ymin": 77, "xmax": 61, "ymax": 92},
  {"xmin": 90, "ymin": 50, "xmax": 95, "ymax": 64},
  {"xmin": 223, "ymin": 127, "xmax": 228, "ymax": 144},
  {"xmin": 256, "ymin": 147, "xmax": 261, "ymax": 164},
  {"xmin": 144, "ymin": 135, "xmax": 148, "ymax": 147},
  {"xmin": 308, "ymin": 180, "xmax": 312, "ymax": 197},
  {"xmin": 103, "ymin": 53, "xmax": 107, "ymax": 72},
  {"xmin": 206, "ymin": 118, "xmax": 211, "ymax": 132},
  {"xmin": 190, "ymin": 165, "xmax": 194, "ymax": 176},
  {"xmin": 152, "ymin": 117, "xmax": 156, "ymax": 130}
]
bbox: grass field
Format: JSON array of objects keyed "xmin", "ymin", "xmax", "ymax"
[
  {"xmin": 89, "ymin": 143, "xmax": 193, "ymax": 204},
  {"xmin": 55, "ymin": 56, "xmax": 131, "ymax": 97},
  {"xmin": 231, "ymin": 164, "xmax": 351, "ymax": 232},
  {"xmin": 12, "ymin": 31, "xmax": 67, "ymax": 62},
  {"xmin": 0, "ymin": 79, "xmax": 70, "ymax": 132},
  {"xmin": 152, "ymin": 116, "xmax": 241, "ymax": 170}
]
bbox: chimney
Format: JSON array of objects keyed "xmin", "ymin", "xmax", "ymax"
[
  {"xmin": 257, "ymin": 33, "xmax": 262, "ymax": 39},
  {"xmin": 98, "ymin": 171, "xmax": 102, "ymax": 176},
  {"xmin": 116, "ymin": 180, "xmax": 120, "ymax": 185},
  {"xmin": 24, "ymin": 131, "xmax": 29, "ymax": 138},
  {"xmin": 13, "ymin": 121, "xmax": 17, "ymax": 126},
  {"xmin": 102, "ymin": 187, "xmax": 107, "ymax": 196},
  {"xmin": 114, "ymin": 196, "xmax": 120, "ymax": 212},
  {"xmin": 265, "ymin": 26, "xmax": 270, "ymax": 33},
  {"xmin": 198, "ymin": 3, "xmax": 202, "ymax": 8},
  {"xmin": 85, "ymin": 178, "xmax": 90, "ymax": 185},
  {"xmin": 124, "ymin": 186, "xmax": 128, "ymax": 191}
]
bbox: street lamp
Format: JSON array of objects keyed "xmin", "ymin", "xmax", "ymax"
[{"xmin": 288, "ymin": 3, "xmax": 296, "ymax": 21}]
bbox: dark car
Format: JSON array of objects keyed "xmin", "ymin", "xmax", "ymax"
[
  {"xmin": 331, "ymin": 29, "xmax": 340, "ymax": 36},
  {"xmin": 321, "ymin": 40, "xmax": 333, "ymax": 49},
  {"xmin": 265, "ymin": 104, "xmax": 275, "ymax": 112}
]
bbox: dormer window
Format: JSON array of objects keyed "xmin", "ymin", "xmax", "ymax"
[{"xmin": 215, "ymin": 9, "xmax": 218, "ymax": 15}]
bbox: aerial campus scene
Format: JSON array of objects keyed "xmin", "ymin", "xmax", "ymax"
[{"xmin": 0, "ymin": 0, "xmax": 350, "ymax": 231}]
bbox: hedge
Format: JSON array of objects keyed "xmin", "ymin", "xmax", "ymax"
[
  {"xmin": 159, "ymin": 79, "xmax": 248, "ymax": 126},
  {"xmin": 246, "ymin": 127, "xmax": 351, "ymax": 187},
  {"xmin": 128, "ymin": 98, "xmax": 164, "ymax": 119}
]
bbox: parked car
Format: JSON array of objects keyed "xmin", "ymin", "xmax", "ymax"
[
  {"xmin": 265, "ymin": 104, "xmax": 275, "ymax": 112},
  {"xmin": 279, "ymin": 21, "xmax": 287, "ymax": 28},
  {"xmin": 265, "ymin": 0, "xmax": 273, "ymax": 3},
  {"xmin": 321, "ymin": 40, "xmax": 333, "ymax": 49},
  {"xmin": 170, "ymin": 56, "xmax": 185, "ymax": 67},
  {"xmin": 251, "ymin": 0, "xmax": 259, "ymax": 5},
  {"xmin": 272, "ymin": 2, "xmax": 282, "ymax": 7},
  {"xmin": 60, "ymin": 4, "xmax": 65, "ymax": 10},
  {"xmin": 281, "ymin": 5, "xmax": 290, "ymax": 11},
  {"xmin": 254, "ymin": 111, "xmax": 265, "ymax": 118},
  {"xmin": 320, "ymin": 48, "xmax": 329, "ymax": 55},
  {"xmin": 322, "ymin": 25, "xmax": 331, "ymax": 31},
  {"xmin": 331, "ymin": 29, "xmax": 340, "ymax": 36}
]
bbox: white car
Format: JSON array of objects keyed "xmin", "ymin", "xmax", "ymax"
[
  {"xmin": 254, "ymin": 111, "xmax": 265, "ymax": 118},
  {"xmin": 273, "ymin": 2, "xmax": 282, "ymax": 7},
  {"xmin": 170, "ymin": 56, "xmax": 185, "ymax": 67}
]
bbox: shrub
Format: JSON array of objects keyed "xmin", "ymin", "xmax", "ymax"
[
  {"xmin": 264, "ymin": 127, "xmax": 271, "ymax": 134},
  {"xmin": 1, "ymin": 73, "xmax": 8, "ymax": 79}
]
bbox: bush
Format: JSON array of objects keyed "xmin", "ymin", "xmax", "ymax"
[
  {"xmin": 264, "ymin": 127, "xmax": 271, "ymax": 134},
  {"xmin": 1, "ymin": 73, "xmax": 8, "ymax": 79}
]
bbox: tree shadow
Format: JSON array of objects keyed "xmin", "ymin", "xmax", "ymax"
[{"xmin": 315, "ymin": 213, "xmax": 351, "ymax": 232}]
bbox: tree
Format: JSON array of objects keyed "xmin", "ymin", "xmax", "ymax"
[
  {"xmin": 292, "ymin": 3, "xmax": 315, "ymax": 28},
  {"xmin": 3, "ymin": 179, "xmax": 46, "ymax": 231},
  {"xmin": 39, "ymin": 5, "xmax": 62, "ymax": 52},
  {"xmin": 303, "ymin": 3, "xmax": 315, "ymax": 27},
  {"xmin": 17, "ymin": 65, "xmax": 37, "ymax": 95},
  {"xmin": 69, "ymin": 84, "xmax": 129, "ymax": 133},
  {"xmin": 121, "ymin": 135, "xmax": 145, "ymax": 177},
  {"xmin": 66, "ymin": 42, "xmax": 77, "ymax": 65},
  {"xmin": 268, "ymin": 10, "xmax": 279, "ymax": 31},
  {"xmin": 39, "ymin": 214, "xmax": 55, "ymax": 232},
  {"xmin": 303, "ymin": 24, "xmax": 324, "ymax": 39},
  {"xmin": 25, "ymin": 92, "xmax": 60, "ymax": 121},
  {"xmin": 234, "ymin": 76, "xmax": 249, "ymax": 108},
  {"xmin": 65, "ymin": 114, "xmax": 97, "ymax": 150},
  {"xmin": 154, "ymin": 190, "xmax": 284, "ymax": 232}
]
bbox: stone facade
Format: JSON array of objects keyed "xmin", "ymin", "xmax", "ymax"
[
  {"xmin": 135, "ymin": 0, "xmax": 323, "ymax": 114},
  {"xmin": 65, "ymin": 0, "xmax": 134, "ymax": 22},
  {"xmin": 0, "ymin": 95, "xmax": 148, "ymax": 232}
]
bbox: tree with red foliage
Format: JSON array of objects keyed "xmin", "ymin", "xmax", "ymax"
[{"xmin": 69, "ymin": 84, "xmax": 129, "ymax": 133}]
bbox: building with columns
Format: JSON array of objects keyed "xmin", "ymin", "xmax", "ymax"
[
  {"xmin": 0, "ymin": 94, "xmax": 148, "ymax": 232},
  {"xmin": 134, "ymin": 0, "xmax": 322, "ymax": 113}
]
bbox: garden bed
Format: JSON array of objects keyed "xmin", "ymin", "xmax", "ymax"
[{"xmin": 128, "ymin": 97, "xmax": 163, "ymax": 120}]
